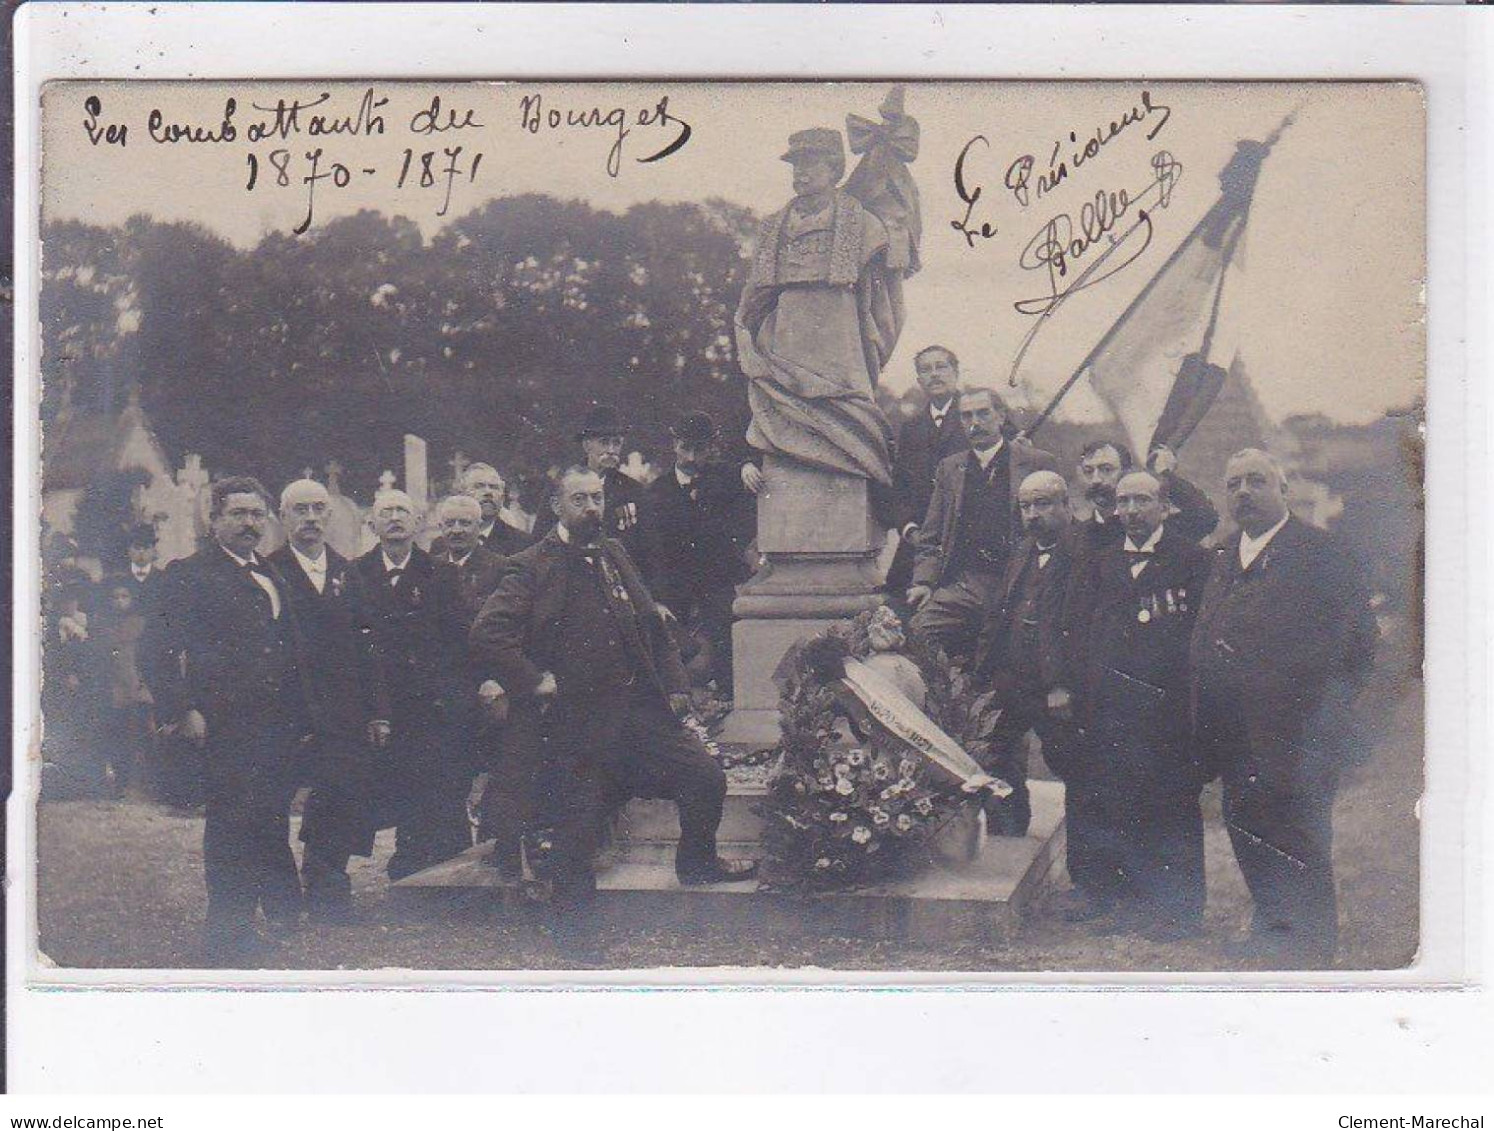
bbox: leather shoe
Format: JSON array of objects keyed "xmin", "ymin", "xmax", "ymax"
[{"xmin": 677, "ymin": 857, "xmax": 759, "ymax": 886}]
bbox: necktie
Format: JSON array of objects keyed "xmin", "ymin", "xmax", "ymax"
[
  {"xmin": 386, "ymin": 567, "xmax": 405, "ymax": 587},
  {"xmin": 1126, "ymin": 550, "xmax": 1151, "ymax": 578}
]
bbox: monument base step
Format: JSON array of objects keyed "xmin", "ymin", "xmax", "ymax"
[{"xmin": 392, "ymin": 781, "xmax": 1066, "ymax": 945}]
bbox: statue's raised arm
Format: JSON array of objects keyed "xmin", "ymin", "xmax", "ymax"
[{"xmin": 734, "ymin": 88, "xmax": 921, "ymax": 486}]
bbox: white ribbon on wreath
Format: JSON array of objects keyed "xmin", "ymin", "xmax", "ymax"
[{"xmin": 840, "ymin": 657, "xmax": 1013, "ymax": 798}]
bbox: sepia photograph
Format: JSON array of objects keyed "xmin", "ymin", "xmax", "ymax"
[{"xmin": 26, "ymin": 77, "xmax": 1425, "ymax": 978}]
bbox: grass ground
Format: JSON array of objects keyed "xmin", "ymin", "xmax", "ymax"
[{"xmin": 33, "ymin": 656, "xmax": 1420, "ymax": 976}]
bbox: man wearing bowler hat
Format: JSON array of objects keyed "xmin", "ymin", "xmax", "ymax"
[
  {"xmin": 536, "ymin": 402, "xmax": 659, "ymax": 583},
  {"xmin": 648, "ymin": 410, "xmax": 756, "ymax": 692}
]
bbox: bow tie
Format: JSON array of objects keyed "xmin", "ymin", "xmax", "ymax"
[
  {"xmin": 240, "ymin": 559, "xmax": 270, "ymax": 577},
  {"xmin": 385, "ymin": 566, "xmax": 405, "ymax": 580}
]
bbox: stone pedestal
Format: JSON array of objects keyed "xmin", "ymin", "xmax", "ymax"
[
  {"xmin": 718, "ymin": 456, "xmax": 886, "ymax": 748},
  {"xmin": 391, "ymin": 779, "xmax": 1068, "ymax": 947}
]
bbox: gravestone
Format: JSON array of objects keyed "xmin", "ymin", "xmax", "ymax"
[{"xmin": 405, "ymin": 434, "xmax": 429, "ymax": 506}]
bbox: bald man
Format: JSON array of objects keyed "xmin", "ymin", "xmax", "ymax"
[
  {"xmin": 356, "ymin": 490, "xmax": 475, "ymax": 880},
  {"xmin": 268, "ymin": 480, "xmax": 391, "ymax": 919},
  {"xmin": 1191, "ymin": 449, "xmax": 1376, "ymax": 966},
  {"xmin": 972, "ymin": 470, "xmax": 1079, "ymax": 840},
  {"xmin": 1064, "ymin": 469, "xmax": 1215, "ymax": 937}
]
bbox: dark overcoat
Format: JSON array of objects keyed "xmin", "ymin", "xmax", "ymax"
[
  {"xmin": 1189, "ymin": 516, "xmax": 1377, "ymax": 788},
  {"xmin": 267, "ymin": 545, "xmax": 388, "ymax": 742},
  {"xmin": 1069, "ymin": 526, "xmax": 1215, "ymax": 787},
  {"xmin": 353, "ymin": 545, "xmax": 471, "ymax": 729},
  {"xmin": 645, "ymin": 462, "xmax": 755, "ymax": 610},
  {"xmin": 141, "ymin": 543, "xmax": 310, "ymax": 803},
  {"xmin": 972, "ymin": 525, "xmax": 1081, "ymax": 694},
  {"xmin": 533, "ymin": 468, "xmax": 659, "ymax": 584},
  {"xmin": 469, "ymin": 531, "xmax": 688, "ymax": 708},
  {"xmin": 890, "ymin": 404, "xmax": 969, "ymax": 534},
  {"xmin": 912, "ymin": 440, "xmax": 1062, "ymax": 590}
]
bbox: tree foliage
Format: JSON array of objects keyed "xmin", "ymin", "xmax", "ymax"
[{"xmin": 41, "ymin": 196, "xmax": 759, "ymax": 503}]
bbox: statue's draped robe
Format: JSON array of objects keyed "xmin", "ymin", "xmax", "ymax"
[{"xmin": 735, "ymin": 191, "xmax": 899, "ymax": 486}]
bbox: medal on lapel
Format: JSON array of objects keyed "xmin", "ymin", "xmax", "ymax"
[{"xmin": 330, "ymin": 572, "xmax": 344, "ymax": 599}]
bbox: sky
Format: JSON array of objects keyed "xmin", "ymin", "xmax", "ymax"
[{"xmin": 41, "ymin": 80, "xmax": 1425, "ymax": 424}]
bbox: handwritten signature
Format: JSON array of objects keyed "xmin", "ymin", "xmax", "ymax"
[{"xmin": 1007, "ymin": 151, "xmax": 1184, "ymax": 383}]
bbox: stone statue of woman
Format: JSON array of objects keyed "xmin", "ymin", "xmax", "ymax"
[{"xmin": 734, "ymin": 88, "xmax": 921, "ymax": 487}]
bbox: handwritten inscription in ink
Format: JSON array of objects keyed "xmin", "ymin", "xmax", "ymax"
[
  {"xmin": 947, "ymin": 89, "xmax": 1175, "ymax": 249},
  {"xmin": 518, "ymin": 93, "xmax": 692, "ymax": 178},
  {"xmin": 1004, "ymin": 90, "xmax": 1172, "ymax": 208},
  {"xmin": 74, "ymin": 86, "xmax": 693, "ymax": 236}
]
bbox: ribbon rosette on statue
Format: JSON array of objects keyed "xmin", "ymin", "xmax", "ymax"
[{"xmin": 760, "ymin": 605, "xmax": 1012, "ymax": 890}]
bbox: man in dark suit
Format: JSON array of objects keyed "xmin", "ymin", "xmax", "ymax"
[
  {"xmin": 646, "ymin": 411, "xmax": 756, "ymax": 692},
  {"xmin": 471, "ymin": 466, "xmax": 756, "ymax": 931},
  {"xmin": 431, "ymin": 462, "xmax": 532, "ymax": 558},
  {"xmin": 885, "ymin": 345, "xmax": 970, "ymax": 596},
  {"xmin": 532, "ymin": 404, "xmax": 658, "ymax": 583},
  {"xmin": 267, "ymin": 479, "xmax": 390, "ymax": 921},
  {"xmin": 1191, "ymin": 449, "xmax": 1376, "ymax": 966},
  {"xmin": 142, "ymin": 476, "xmax": 307, "ymax": 964},
  {"xmin": 972, "ymin": 470, "xmax": 1080, "ymax": 840},
  {"xmin": 93, "ymin": 523, "xmax": 164, "ymax": 799},
  {"xmin": 356, "ymin": 489, "xmax": 474, "ymax": 881},
  {"xmin": 908, "ymin": 388, "xmax": 1061, "ymax": 660},
  {"xmin": 433, "ymin": 494, "xmax": 511, "ymax": 619},
  {"xmin": 432, "ymin": 492, "xmax": 526, "ymax": 878},
  {"xmin": 1075, "ymin": 439, "xmax": 1219, "ymax": 553},
  {"xmin": 1064, "ymin": 470, "xmax": 1215, "ymax": 938},
  {"xmin": 115, "ymin": 523, "xmax": 164, "ymax": 606}
]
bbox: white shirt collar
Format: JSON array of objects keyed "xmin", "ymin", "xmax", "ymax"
[
  {"xmin": 555, "ymin": 524, "xmax": 572, "ymax": 545},
  {"xmin": 675, "ymin": 466, "xmax": 696, "ymax": 488},
  {"xmin": 220, "ymin": 544, "xmax": 255, "ymax": 569},
  {"xmin": 930, "ymin": 399, "xmax": 955, "ymax": 423},
  {"xmin": 131, "ymin": 564, "xmax": 153, "ymax": 581},
  {"xmin": 973, "ymin": 438, "xmax": 1005, "ymax": 469},
  {"xmin": 381, "ymin": 547, "xmax": 412, "ymax": 572},
  {"xmin": 450, "ymin": 549, "xmax": 473, "ymax": 568},
  {"xmin": 1123, "ymin": 524, "xmax": 1165, "ymax": 554},
  {"xmin": 291, "ymin": 545, "xmax": 327, "ymax": 574},
  {"xmin": 1239, "ymin": 513, "xmax": 1290, "ymax": 570},
  {"xmin": 478, "ymin": 520, "xmax": 495, "ymax": 540}
]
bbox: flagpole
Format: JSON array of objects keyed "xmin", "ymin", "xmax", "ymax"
[
  {"xmin": 1021, "ymin": 110, "xmax": 1297, "ymax": 443},
  {"xmin": 1021, "ymin": 216, "xmax": 1210, "ymax": 441}
]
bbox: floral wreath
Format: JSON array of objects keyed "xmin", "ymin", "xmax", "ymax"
[{"xmin": 758, "ymin": 606, "xmax": 1007, "ymax": 891}]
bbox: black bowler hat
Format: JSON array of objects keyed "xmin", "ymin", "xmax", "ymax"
[
  {"xmin": 671, "ymin": 411, "xmax": 716, "ymax": 446},
  {"xmin": 575, "ymin": 403, "xmax": 625, "ymax": 442}
]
